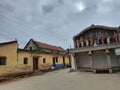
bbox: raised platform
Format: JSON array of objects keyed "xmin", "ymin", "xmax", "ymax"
[
  {"xmin": 78, "ymin": 67, "xmax": 120, "ymax": 73},
  {"xmin": 70, "ymin": 43, "xmax": 120, "ymax": 53}
]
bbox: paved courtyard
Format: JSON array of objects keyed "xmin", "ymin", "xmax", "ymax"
[{"xmin": 0, "ymin": 69, "xmax": 120, "ymax": 90}]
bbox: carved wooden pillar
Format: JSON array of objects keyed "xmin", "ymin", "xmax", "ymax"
[
  {"xmin": 80, "ymin": 37, "xmax": 84, "ymax": 47},
  {"xmin": 73, "ymin": 40, "xmax": 77, "ymax": 48},
  {"xmin": 85, "ymin": 39, "xmax": 89, "ymax": 47},
  {"xmin": 107, "ymin": 36, "xmax": 110, "ymax": 44},
  {"xmin": 113, "ymin": 31, "xmax": 119, "ymax": 43},
  {"xmin": 76, "ymin": 39, "xmax": 79, "ymax": 48},
  {"xmin": 118, "ymin": 31, "xmax": 120, "ymax": 43}
]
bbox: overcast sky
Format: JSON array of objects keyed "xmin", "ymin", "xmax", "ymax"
[{"xmin": 0, "ymin": 0, "xmax": 120, "ymax": 49}]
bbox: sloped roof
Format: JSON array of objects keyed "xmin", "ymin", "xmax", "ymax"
[
  {"xmin": 34, "ymin": 40, "xmax": 64, "ymax": 51},
  {"xmin": 0, "ymin": 41, "xmax": 17, "ymax": 45},
  {"xmin": 73, "ymin": 25, "xmax": 120, "ymax": 39},
  {"xmin": 18, "ymin": 48, "xmax": 31, "ymax": 52}
]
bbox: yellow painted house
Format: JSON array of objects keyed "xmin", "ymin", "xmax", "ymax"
[
  {"xmin": 0, "ymin": 41, "xmax": 33, "ymax": 76},
  {"xmin": 17, "ymin": 49, "xmax": 33, "ymax": 72},
  {"xmin": 24, "ymin": 39, "xmax": 71, "ymax": 71},
  {"xmin": 0, "ymin": 41, "xmax": 22, "ymax": 76},
  {"xmin": 0, "ymin": 39, "xmax": 71, "ymax": 76}
]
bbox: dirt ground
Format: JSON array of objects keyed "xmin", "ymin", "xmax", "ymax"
[{"xmin": 0, "ymin": 69, "xmax": 120, "ymax": 90}]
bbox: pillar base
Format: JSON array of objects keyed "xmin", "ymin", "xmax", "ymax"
[
  {"xmin": 93, "ymin": 69, "xmax": 96, "ymax": 73},
  {"xmin": 109, "ymin": 69, "xmax": 113, "ymax": 74}
]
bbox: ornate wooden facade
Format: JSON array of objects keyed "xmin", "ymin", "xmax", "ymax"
[
  {"xmin": 73, "ymin": 25, "xmax": 120, "ymax": 48},
  {"xmin": 70, "ymin": 25, "xmax": 120, "ymax": 73}
]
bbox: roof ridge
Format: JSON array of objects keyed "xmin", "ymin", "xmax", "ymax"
[
  {"xmin": 34, "ymin": 40, "xmax": 63, "ymax": 49},
  {"xmin": 73, "ymin": 25, "xmax": 120, "ymax": 39},
  {"xmin": 92, "ymin": 25, "xmax": 118, "ymax": 28},
  {"xmin": 33, "ymin": 40, "xmax": 64, "ymax": 51},
  {"xmin": 0, "ymin": 40, "xmax": 17, "ymax": 45}
]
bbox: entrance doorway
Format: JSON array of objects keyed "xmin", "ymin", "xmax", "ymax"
[
  {"xmin": 33, "ymin": 57, "xmax": 39, "ymax": 71},
  {"xmin": 63, "ymin": 56, "xmax": 65, "ymax": 67},
  {"xmin": 53, "ymin": 57, "xmax": 56, "ymax": 67}
]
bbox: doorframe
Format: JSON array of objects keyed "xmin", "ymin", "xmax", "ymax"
[
  {"xmin": 33, "ymin": 57, "xmax": 39, "ymax": 71},
  {"xmin": 63, "ymin": 56, "xmax": 65, "ymax": 67},
  {"xmin": 53, "ymin": 57, "xmax": 56, "ymax": 67}
]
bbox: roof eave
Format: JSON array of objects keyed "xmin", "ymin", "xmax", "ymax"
[{"xmin": 73, "ymin": 25, "xmax": 120, "ymax": 40}]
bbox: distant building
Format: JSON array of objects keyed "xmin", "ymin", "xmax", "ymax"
[
  {"xmin": 24, "ymin": 39, "xmax": 71, "ymax": 70},
  {"xmin": 70, "ymin": 25, "xmax": 120, "ymax": 73},
  {"xmin": 24, "ymin": 39, "xmax": 64, "ymax": 54}
]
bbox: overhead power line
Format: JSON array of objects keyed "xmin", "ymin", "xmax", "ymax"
[{"xmin": 0, "ymin": 13, "xmax": 70, "ymax": 41}]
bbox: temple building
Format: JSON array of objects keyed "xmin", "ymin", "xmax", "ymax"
[{"xmin": 70, "ymin": 25, "xmax": 120, "ymax": 73}]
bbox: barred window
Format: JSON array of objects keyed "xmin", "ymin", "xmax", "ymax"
[
  {"xmin": 0, "ymin": 57, "xmax": 6, "ymax": 65},
  {"xmin": 43, "ymin": 58, "xmax": 46, "ymax": 63},
  {"xmin": 24, "ymin": 58, "xmax": 28, "ymax": 64},
  {"xmin": 56, "ymin": 57, "xmax": 58, "ymax": 63}
]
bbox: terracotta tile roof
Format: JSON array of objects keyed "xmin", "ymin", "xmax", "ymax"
[
  {"xmin": 34, "ymin": 40, "xmax": 64, "ymax": 51},
  {"xmin": 73, "ymin": 25, "xmax": 120, "ymax": 39}
]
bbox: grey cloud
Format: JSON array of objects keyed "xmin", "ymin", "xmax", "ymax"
[
  {"xmin": 0, "ymin": 0, "xmax": 15, "ymax": 15},
  {"xmin": 42, "ymin": 5, "xmax": 54, "ymax": 14},
  {"xmin": 57, "ymin": 0, "xmax": 64, "ymax": 5},
  {"xmin": 0, "ymin": 3, "xmax": 14, "ymax": 12},
  {"xmin": 41, "ymin": 0, "xmax": 65, "ymax": 14},
  {"xmin": 0, "ymin": 0, "xmax": 120, "ymax": 49}
]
